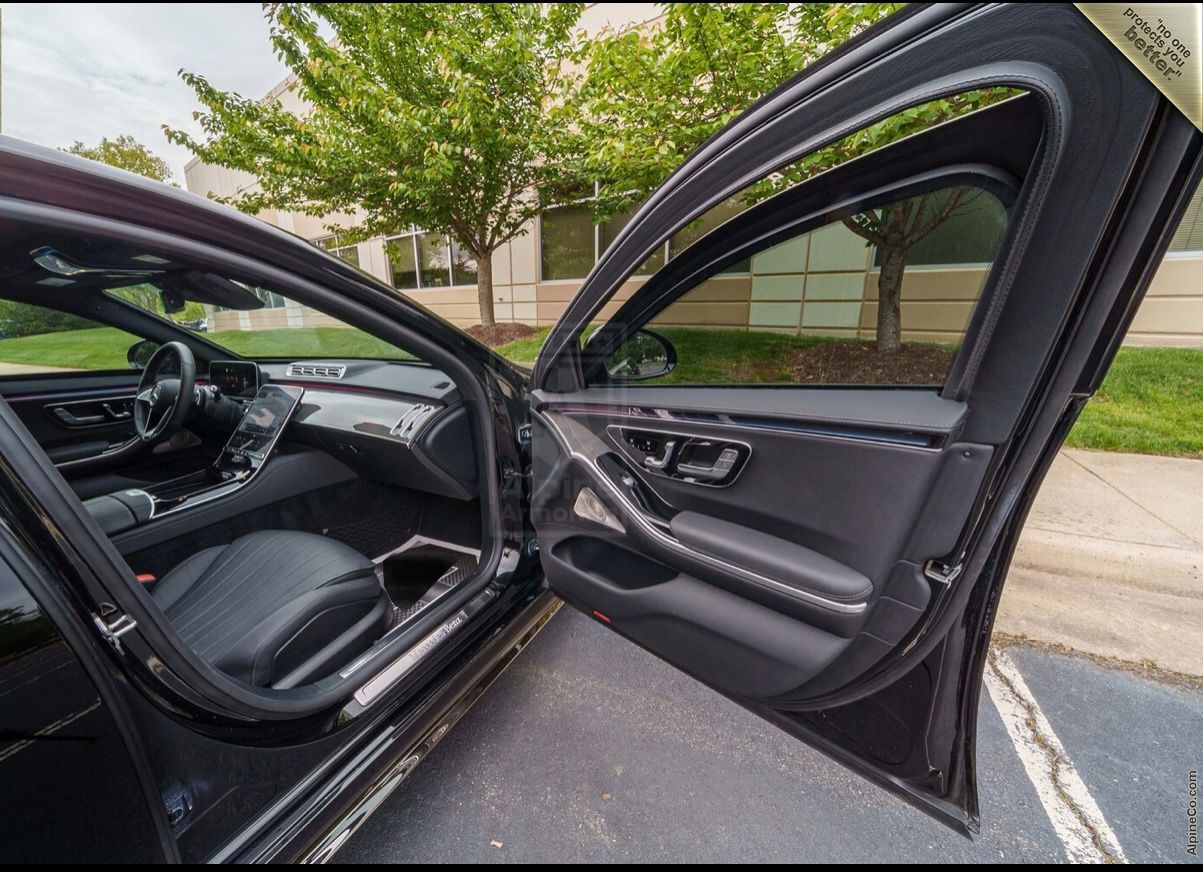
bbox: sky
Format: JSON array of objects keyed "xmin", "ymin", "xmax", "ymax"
[{"xmin": 0, "ymin": 3, "xmax": 299, "ymax": 181}]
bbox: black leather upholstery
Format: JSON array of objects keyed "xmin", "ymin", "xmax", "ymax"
[{"xmin": 153, "ymin": 530, "xmax": 391, "ymax": 687}]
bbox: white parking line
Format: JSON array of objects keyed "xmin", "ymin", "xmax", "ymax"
[{"xmin": 984, "ymin": 646, "xmax": 1127, "ymax": 864}]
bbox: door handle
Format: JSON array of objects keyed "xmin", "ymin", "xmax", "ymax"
[
  {"xmin": 676, "ymin": 447, "xmax": 741, "ymax": 481},
  {"xmin": 52, "ymin": 406, "xmax": 105, "ymax": 426},
  {"xmin": 642, "ymin": 439, "xmax": 676, "ymax": 470}
]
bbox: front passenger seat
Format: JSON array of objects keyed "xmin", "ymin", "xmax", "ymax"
[{"xmin": 152, "ymin": 530, "xmax": 391, "ymax": 688}]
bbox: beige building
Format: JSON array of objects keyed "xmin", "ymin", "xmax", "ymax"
[{"xmin": 185, "ymin": 3, "xmax": 1203, "ymax": 347}]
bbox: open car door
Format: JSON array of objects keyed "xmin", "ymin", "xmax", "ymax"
[{"xmin": 527, "ymin": 4, "xmax": 1202, "ymax": 833}]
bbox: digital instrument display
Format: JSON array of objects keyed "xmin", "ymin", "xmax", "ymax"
[{"xmin": 209, "ymin": 360, "xmax": 260, "ymax": 400}]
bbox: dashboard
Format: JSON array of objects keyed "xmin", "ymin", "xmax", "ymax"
[{"xmin": 200, "ymin": 359, "xmax": 476, "ymax": 501}]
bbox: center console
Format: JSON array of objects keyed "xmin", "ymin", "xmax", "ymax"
[{"xmin": 83, "ymin": 384, "xmax": 305, "ymax": 536}]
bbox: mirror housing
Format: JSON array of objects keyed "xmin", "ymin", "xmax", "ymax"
[
  {"xmin": 603, "ymin": 329, "xmax": 676, "ymax": 382},
  {"xmin": 127, "ymin": 339, "xmax": 159, "ymax": 370},
  {"xmin": 159, "ymin": 288, "xmax": 187, "ymax": 314}
]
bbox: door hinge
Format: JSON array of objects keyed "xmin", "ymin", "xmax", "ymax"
[
  {"xmin": 924, "ymin": 560, "xmax": 963, "ymax": 586},
  {"xmin": 92, "ymin": 603, "xmax": 137, "ymax": 652}
]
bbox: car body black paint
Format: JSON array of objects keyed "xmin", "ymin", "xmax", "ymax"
[{"xmin": 0, "ymin": 2, "xmax": 1197, "ymax": 862}]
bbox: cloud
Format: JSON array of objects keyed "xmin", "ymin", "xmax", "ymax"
[{"xmin": 0, "ymin": 3, "xmax": 296, "ymax": 179}]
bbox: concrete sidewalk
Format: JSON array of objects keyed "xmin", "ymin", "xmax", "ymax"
[{"xmin": 998, "ymin": 449, "xmax": 1203, "ymax": 676}]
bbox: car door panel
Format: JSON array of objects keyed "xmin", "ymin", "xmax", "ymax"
[
  {"xmin": 532, "ymin": 391, "xmax": 965, "ymax": 663},
  {"xmin": 530, "ymin": 3, "xmax": 1203, "ymax": 833},
  {"xmin": 2, "ymin": 380, "xmax": 140, "ymax": 466}
]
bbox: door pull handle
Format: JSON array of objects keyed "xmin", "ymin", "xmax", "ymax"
[
  {"xmin": 643, "ymin": 439, "xmax": 676, "ymax": 470},
  {"xmin": 676, "ymin": 447, "xmax": 740, "ymax": 481}
]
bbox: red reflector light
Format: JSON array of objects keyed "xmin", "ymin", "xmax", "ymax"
[
  {"xmin": 592, "ymin": 610, "xmax": 611, "ymax": 624},
  {"xmin": 136, "ymin": 574, "xmax": 156, "ymax": 584}
]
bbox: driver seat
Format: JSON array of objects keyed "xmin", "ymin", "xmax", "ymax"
[{"xmin": 152, "ymin": 530, "xmax": 392, "ymax": 688}]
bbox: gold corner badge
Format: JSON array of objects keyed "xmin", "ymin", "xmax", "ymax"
[{"xmin": 1077, "ymin": 4, "xmax": 1202, "ymax": 131}]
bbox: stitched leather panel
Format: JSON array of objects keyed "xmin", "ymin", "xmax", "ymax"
[{"xmin": 153, "ymin": 530, "xmax": 380, "ymax": 684}]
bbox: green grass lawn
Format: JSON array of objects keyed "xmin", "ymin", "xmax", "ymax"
[
  {"xmin": 1063, "ymin": 346, "xmax": 1203, "ymax": 457},
  {"xmin": 1, "ymin": 324, "xmax": 1198, "ymax": 458},
  {"xmin": 0, "ymin": 326, "xmax": 411, "ymax": 370}
]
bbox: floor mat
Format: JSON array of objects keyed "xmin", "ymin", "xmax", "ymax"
[{"xmin": 321, "ymin": 498, "xmax": 423, "ymax": 557}]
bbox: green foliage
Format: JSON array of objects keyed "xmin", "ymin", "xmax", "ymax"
[
  {"xmin": 571, "ymin": 3, "xmax": 1019, "ymax": 351},
  {"xmin": 165, "ymin": 3, "xmax": 586, "ymax": 324},
  {"xmin": 1066, "ymin": 346, "xmax": 1203, "ymax": 458},
  {"xmin": 571, "ymin": 3, "xmax": 906, "ymax": 219},
  {"xmin": 0, "ymin": 300, "xmax": 94, "ymax": 338},
  {"xmin": 62, "ymin": 134, "xmax": 175, "ymax": 184}
]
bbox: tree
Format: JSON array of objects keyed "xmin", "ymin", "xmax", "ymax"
[
  {"xmin": 573, "ymin": 3, "xmax": 1008, "ymax": 353},
  {"xmin": 62, "ymin": 134, "xmax": 175, "ymax": 185},
  {"xmin": 165, "ymin": 3, "xmax": 584, "ymax": 327}
]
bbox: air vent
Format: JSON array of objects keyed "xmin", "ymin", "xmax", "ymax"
[{"xmin": 286, "ymin": 363, "xmax": 346, "ymax": 380}]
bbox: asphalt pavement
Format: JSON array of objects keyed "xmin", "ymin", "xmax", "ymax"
[{"xmin": 337, "ymin": 607, "xmax": 1201, "ymax": 864}]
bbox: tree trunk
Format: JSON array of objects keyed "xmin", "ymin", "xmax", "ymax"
[
  {"xmin": 875, "ymin": 243, "xmax": 906, "ymax": 354},
  {"xmin": 475, "ymin": 250, "xmax": 495, "ymax": 327}
]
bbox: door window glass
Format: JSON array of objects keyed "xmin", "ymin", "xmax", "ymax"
[
  {"xmin": 0, "ymin": 301, "xmax": 144, "ymax": 374},
  {"xmin": 585, "ymin": 90, "xmax": 1026, "ymax": 387}
]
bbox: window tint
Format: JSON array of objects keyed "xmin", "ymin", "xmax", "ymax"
[
  {"xmin": 387, "ymin": 236, "xmax": 420, "ymax": 290},
  {"xmin": 450, "ymin": 240, "xmax": 478, "ymax": 286},
  {"xmin": 594, "ymin": 184, "xmax": 1007, "ymax": 387},
  {"xmin": 1169, "ymin": 179, "xmax": 1203, "ymax": 253},
  {"xmin": 541, "ymin": 204, "xmax": 595, "ymax": 280},
  {"xmin": 316, "ymin": 234, "xmax": 360, "ymax": 268},
  {"xmin": 0, "ymin": 301, "xmax": 144, "ymax": 374},
  {"xmin": 387, "ymin": 231, "xmax": 474, "ymax": 289},
  {"xmin": 416, "ymin": 232, "xmax": 451, "ymax": 288}
]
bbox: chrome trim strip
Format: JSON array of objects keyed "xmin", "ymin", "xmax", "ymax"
[
  {"xmin": 300, "ymin": 597, "xmax": 562, "ymax": 864},
  {"xmin": 604, "ymin": 423, "xmax": 753, "ymax": 488},
  {"xmin": 539, "ymin": 410, "xmax": 868, "ymax": 616},
  {"xmin": 286, "ymin": 362, "xmax": 347, "ymax": 379},
  {"xmin": 543, "ymin": 403, "xmax": 942, "ymax": 451},
  {"xmin": 54, "ymin": 435, "xmax": 140, "ymax": 470},
  {"xmin": 352, "ymin": 609, "xmax": 471, "ymax": 706}
]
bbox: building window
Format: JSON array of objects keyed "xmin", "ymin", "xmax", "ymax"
[
  {"xmin": 386, "ymin": 229, "xmax": 475, "ymax": 290},
  {"xmin": 315, "ymin": 234, "xmax": 360, "ymax": 268},
  {"xmin": 541, "ymin": 186, "xmax": 751, "ymax": 281},
  {"xmin": 450, "ymin": 240, "xmax": 478, "ymax": 286},
  {"xmin": 1168, "ymin": 180, "xmax": 1203, "ymax": 253},
  {"xmin": 540, "ymin": 204, "xmax": 596, "ymax": 281}
]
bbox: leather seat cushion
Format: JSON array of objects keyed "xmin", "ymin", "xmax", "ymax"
[{"xmin": 153, "ymin": 530, "xmax": 388, "ymax": 686}]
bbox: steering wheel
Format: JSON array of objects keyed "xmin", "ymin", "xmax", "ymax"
[{"xmin": 134, "ymin": 341, "xmax": 196, "ymax": 443}]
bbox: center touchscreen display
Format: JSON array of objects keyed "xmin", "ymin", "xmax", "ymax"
[
  {"xmin": 209, "ymin": 360, "xmax": 260, "ymax": 400},
  {"xmin": 225, "ymin": 384, "xmax": 304, "ymax": 460}
]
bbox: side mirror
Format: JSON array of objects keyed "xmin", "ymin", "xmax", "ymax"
[
  {"xmin": 127, "ymin": 339, "xmax": 159, "ymax": 370},
  {"xmin": 603, "ymin": 329, "xmax": 676, "ymax": 382}
]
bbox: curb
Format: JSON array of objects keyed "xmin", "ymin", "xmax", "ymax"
[{"xmin": 1012, "ymin": 528, "xmax": 1201, "ymax": 596}]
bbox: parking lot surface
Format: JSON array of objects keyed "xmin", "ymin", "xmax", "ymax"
[{"xmin": 339, "ymin": 607, "xmax": 1201, "ymax": 864}]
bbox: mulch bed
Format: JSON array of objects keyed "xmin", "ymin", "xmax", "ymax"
[
  {"xmin": 465, "ymin": 323, "xmax": 541, "ymax": 347},
  {"xmin": 783, "ymin": 341, "xmax": 957, "ymax": 385}
]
